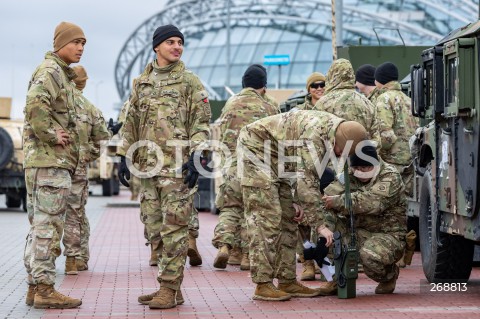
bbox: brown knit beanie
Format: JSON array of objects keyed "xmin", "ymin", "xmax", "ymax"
[
  {"xmin": 334, "ymin": 121, "xmax": 368, "ymax": 155},
  {"xmin": 72, "ymin": 65, "xmax": 88, "ymax": 90},
  {"xmin": 53, "ymin": 22, "xmax": 86, "ymax": 52},
  {"xmin": 306, "ymin": 72, "xmax": 326, "ymax": 90}
]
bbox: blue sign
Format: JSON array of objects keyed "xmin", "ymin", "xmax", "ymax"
[{"xmin": 264, "ymin": 54, "xmax": 290, "ymax": 66}]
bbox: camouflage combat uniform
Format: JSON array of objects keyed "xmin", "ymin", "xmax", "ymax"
[
  {"xmin": 295, "ymin": 95, "xmax": 315, "ymax": 110},
  {"xmin": 375, "ymin": 81, "xmax": 418, "ymax": 196},
  {"xmin": 23, "ymin": 52, "xmax": 79, "ymax": 286},
  {"xmin": 321, "ymin": 159, "xmax": 407, "ymax": 283},
  {"xmin": 63, "ymin": 87, "xmax": 110, "ymax": 264},
  {"xmin": 118, "ymin": 59, "xmax": 211, "ymax": 290},
  {"xmin": 212, "ymin": 88, "xmax": 279, "ymax": 252},
  {"xmin": 367, "ymin": 87, "xmax": 383, "ymax": 104},
  {"xmin": 314, "ymin": 59, "xmax": 381, "ymax": 148},
  {"xmin": 238, "ymin": 111, "xmax": 346, "ymax": 284}
]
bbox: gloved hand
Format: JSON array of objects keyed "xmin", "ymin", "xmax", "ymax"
[
  {"xmin": 182, "ymin": 152, "xmax": 200, "ymax": 188},
  {"xmin": 108, "ymin": 118, "xmax": 123, "ymax": 135},
  {"xmin": 118, "ymin": 156, "xmax": 131, "ymax": 187}
]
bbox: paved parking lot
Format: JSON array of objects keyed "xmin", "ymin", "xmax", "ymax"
[{"xmin": 0, "ymin": 190, "xmax": 479, "ymax": 319}]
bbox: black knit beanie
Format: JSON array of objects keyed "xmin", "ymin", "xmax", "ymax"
[
  {"xmin": 350, "ymin": 145, "xmax": 378, "ymax": 167},
  {"xmin": 355, "ymin": 64, "xmax": 376, "ymax": 86},
  {"xmin": 152, "ymin": 25, "xmax": 184, "ymax": 51},
  {"xmin": 374, "ymin": 62, "xmax": 398, "ymax": 85},
  {"xmin": 242, "ymin": 64, "xmax": 267, "ymax": 89}
]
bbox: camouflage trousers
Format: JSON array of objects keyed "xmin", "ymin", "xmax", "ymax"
[
  {"xmin": 24, "ymin": 168, "xmax": 71, "ymax": 285},
  {"xmin": 392, "ymin": 163, "xmax": 414, "ymax": 198},
  {"xmin": 242, "ymin": 169, "xmax": 297, "ymax": 283},
  {"xmin": 140, "ymin": 176, "xmax": 196, "ymax": 290},
  {"xmin": 336, "ymin": 218, "xmax": 405, "ymax": 283},
  {"xmin": 63, "ymin": 170, "xmax": 90, "ymax": 262},
  {"xmin": 212, "ymin": 164, "xmax": 247, "ymax": 251}
]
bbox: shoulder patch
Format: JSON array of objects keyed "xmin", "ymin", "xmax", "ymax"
[{"xmin": 372, "ymin": 181, "xmax": 390, "ymax": 195}]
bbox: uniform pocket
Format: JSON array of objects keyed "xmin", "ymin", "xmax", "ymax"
[
  {"xmin": 36, "ymin": 186, "xmax": 69, "ymax": 215},
  {"xmin": 34, "ymin": 228, "xmax": 54, "ymax": 260}
]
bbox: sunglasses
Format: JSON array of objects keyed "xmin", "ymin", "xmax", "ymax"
[{"xmin": 310, "ymin": 81, "xmax": 325, "ymax": 89}]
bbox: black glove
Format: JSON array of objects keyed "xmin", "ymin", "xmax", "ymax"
[
  {"xmin": 118, "ymin": 156, "xmax": 131, "ymax": 187},
  {"xmin": 182, "ymin": 152, "xmax": 200, "ymax": 188},
  {"xmin": 314, "ymin": 237, "xmax": 330, "ymax": 266},
  {"xmin": 303, "ymin": 237, "xmax": 330, "ymax": 267},
  {"xmin": 108, "ymin": 118, "xmax": 123, "ymax": 135}
]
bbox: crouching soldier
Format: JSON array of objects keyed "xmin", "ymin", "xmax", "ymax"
[
  {"xmin": 238, "ymin": 110, "xmax": 368, "ymax": 301},
  {"xmin": 318, "ymin": 145, "xmax": 407, "ymax": 295}
]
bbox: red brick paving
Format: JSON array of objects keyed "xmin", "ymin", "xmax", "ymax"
[{"xmin": 45, "ymin": 193, "xmax": 480, "ymax": 319}]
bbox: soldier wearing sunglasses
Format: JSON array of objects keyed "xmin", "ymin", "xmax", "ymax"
[{"xmin": 295, "ymin": 72, "xmax": 326, "ymax": 110}]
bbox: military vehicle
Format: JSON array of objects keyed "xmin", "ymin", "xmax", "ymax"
[
  {"xmin": 409, "ymin": 21, "xmax": 480, "ymax": 282},
  {"xmin": 0, "ymin": 98, "xmax": 26, "ymax": 211}
]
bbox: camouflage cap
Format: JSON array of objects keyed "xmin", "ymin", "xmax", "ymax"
[
  {"xmin": 334, "ymin": 121, "xmax": 368, "ymax": 155},
  {"xmin": 72, "ymin": 65, "xmax": 88, "ymax": 91}
]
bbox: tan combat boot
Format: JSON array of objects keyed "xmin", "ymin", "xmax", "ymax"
[
  {"xmin": 375, "ymin": 265, "xmax": 399, "ymax": 294},
  {"xmin": 317, "ymin": 281, "xmax": 337, "ymax": 295},
  {"xmin": 187, "ymin": 234, "xmax": 202, "ymax": 266},
  {"xmin": 33, "ymin": 284, "xmax": 82, "ymax": 309},
  {"xmin": 149, "ymin": 244, "xmax": 158, "ymax": 266},
  {"xmin": 25, "ymin": 284, "xmax": 36, "ymax": 306},
  {"xmin": 240, "ymin": 252, "xmax": 250, "ymax": 270},
  {"xmin": 300, "ymin": 260, "xmax": 315, "ymax": 281},
  {"xmin": 65, "ymin": 256, "xmax": 78, "ymax": 275},
  {"xmin": 213, "ymin": 245, "xmax": 230, "ymax": 269},
  {"xmin": 253, "ymin": 282, "xmax": 291, "ymax": 301},
  {"xmin": 278, "ymin": 280, "xmax": 322, "ymax": 297},
  {"xmin": 227, "ymin": 247, "xmax": 242, "ymax": 265},
  {"xmin": 149, "ymin": 286, "xmax": 177, "ymax": 309},
  {"xmin": 176, "ymin": 289, "xmax": 184, "ymax": 305},
  {"xmin": 138, "ymin": 288, "xmax": 184, "ymax": 305},
  {"xmin": 76, "ymin": 259, "xmax": 88, "ymax": 271}
]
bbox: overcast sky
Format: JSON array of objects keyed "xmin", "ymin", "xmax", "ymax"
[{"xmin": 0, "ymin": 0, "xmax": 167, "ymax": 120}]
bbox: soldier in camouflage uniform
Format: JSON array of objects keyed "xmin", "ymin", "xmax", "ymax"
[
  {"xmin": 317, "ymin": 145, "xmax": 406, "ymax": 294},
  {"xmin": 295, "ymin": 72, "xmax": 325, "ymax": 110},
  {"xmin": 23, "ymin": 21, "xmax": 85, "ymax": 309},
  {"xmin": 374, "ymin": 62, "xmax": 418, "ymax": 196},
  {"xmin": 118, "ymin": 100, "xmax": 201, "ymax": 268},
  {"xmin": 62, "ymin": 65, "xmax": 113, "ymax": 275},
  {"xmin": 314, "ymin": 59, "xmax": 381, "ymax": 149},
  {"xmin": 211, "ymin": 64, "xmax": 279, "ymax": 270},
  {"xmin": 118, "ymin": 25, "xmax": 211, "ymax": 309},
  {"xmin": 238, "ymin": 110, "xmax": 368, "ymax": 301},
  {"xmin": 355, "ymin": 64, "xmax": 383, "ymax": 104}
]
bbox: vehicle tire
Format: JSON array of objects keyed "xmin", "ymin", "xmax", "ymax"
[
  {"xmin": 22, "ymin": 195, "xmax": 27, "ymax": 212},
  {"xmin": 0, "ymin": 127, "xmax": 14, "ymax": 170},
  {"xmin": 102, "ymin": 178, "xmax": 113, "ymax": 196},
  {"xmin": 6, "ymin": 195, "xmax": 21, "ymax": 208},
  {"xmin": 419, "ymin": 169, "xmax": 474, "ymax": 282}
]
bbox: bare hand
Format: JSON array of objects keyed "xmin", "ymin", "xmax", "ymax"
[
  {"xmin": 317, "ymin": 225, "xmax": 334, "ymax": 247},
  {"xmin": 55, "ymin": 129, "xmax": 69, "ymax": 147},
  {"xmin": 322, "ymin": 195, "xmax": 339, "ymax": 209},
  {"xmin": 292, "ymin": 203, "xmax": 304, "ymax": 222}
]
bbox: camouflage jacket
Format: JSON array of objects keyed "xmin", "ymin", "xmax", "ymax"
[
  {"xmin": 322, "ymin": 159, "xmax": 406, "ymax": 236},
  {"xmin": 375, "ymin": 81, "xmax": 418, "ymax": 166},
  {"xmin": 73, "ymin": 87, "xmax": 111, "ymax": 175},
  {"xmin": 23, "ymin": 51, "xmax": 79, "ymax": 171},
  {"xmin": 296, "ymin": 95, "xmax": 315, "ymax": 110},
  {"xmin": 315, "ymin": 59, "xmax": 381, "ymax": 147},
  {"xmin": 239, "ymin": 110, "xmax": 345, "ymax": 225},
  {"xmin": 118, "ymin": 60, "xmax": 211, "ymax": 178},
  {"xmin": 367, "ymin": 87, "xmax": 384, "ymax": 104},
  {"xmin": 219, "ymin": 88, "xmax": 279, "ymax": 163}
]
